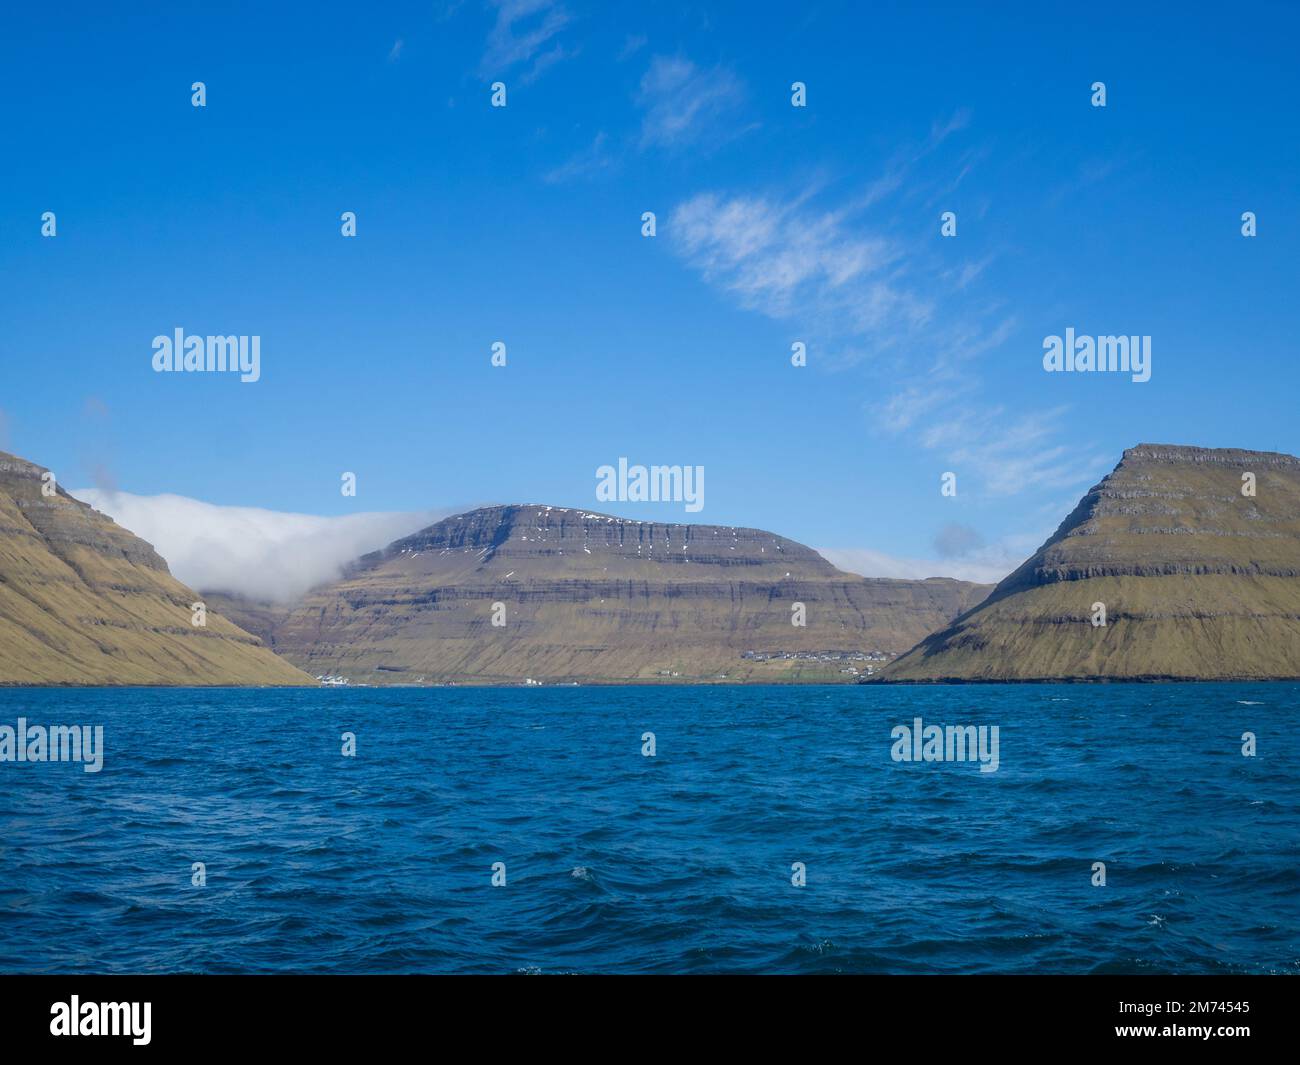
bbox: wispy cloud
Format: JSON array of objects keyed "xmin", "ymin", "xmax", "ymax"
[
  {"xmin": 947, "ymin": 254, "xmax": 995, "ymax": 290},
  {"xmin": 667, "ymin": 111, "xmax": 1104, "ymax": 500},
  {"xmin": 72, "ymin": 490, "xmax": 446, "ymax": 603},
  {"xmin": 823, "ymin": 494, "xmax": 1050, "ymax": 586},
  {"xmin": 873, "ymin": 317, "xmax": 1019, "ymax": 438},
  {"xmin": 878, "ymin": 379, "xmax": 961, "ymax": 434},
  {"xmin": 636, "ymin": 55, "xmax": 749, "ymax": 150},
  {"xmin": 819, "ymin": 537, "xmax": 1033, "ymax": 585},
  {"xmin": 521, "ymin": 41, "xmax": 579, "ymax": 85},
  {"xmin": 1046, "ymin": 157, "xmax": 1122, "ymax": 207},
  {"xmin": 618, "ymin": 33, "xmax": 647, "ymax": 61},
  {"xmin": 543, "ymin": 131, "xmax": 614, "ymax": 183},
  {"xmin": 387, "ymin": 39, "xmax": 404, "ymax": 63},
  {"xmin": 916, "ymin": 404, "xmax": 1106, "ymax": 497},
  {"xmin": 480, "ymin": 0, "xmax": 574, "ymax": 82},
  {"xmin": 670, "ymin": 187, "xmax": 946, "ymax": 374},
  {"xmin": 670, "ymin": 190, "xmax": 923, "ymax": 339},
  {"xmin": 851, "ymin": 107, "xmax": 972, "ymax": 213}
]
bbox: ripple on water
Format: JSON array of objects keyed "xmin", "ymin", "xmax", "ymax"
[{"xmin": 1, "ymin": 682, "xmax": 1298, "ymax": 974}]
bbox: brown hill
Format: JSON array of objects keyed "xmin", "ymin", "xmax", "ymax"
[
  {"xmin": 880, "ymin": 444, "xmax": 1300, "ymax": 682},
  {"xmin": 234, "ymin": 504, "xmax": 991, "ymax": 684},
  {"xmin": 0, "ymin": 450, "xmax": 310, "ymax": 686}
]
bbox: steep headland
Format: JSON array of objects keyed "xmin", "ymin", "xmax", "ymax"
[
  {"xmin": 0, "ymin": 449, "xmax": 310, "ymax": 685},
  {"xmin": 880, "ymin": 444, "xmax": 1300, "ymax": 682}
]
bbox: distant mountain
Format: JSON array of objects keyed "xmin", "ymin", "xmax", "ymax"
[
  {"xmin": 214, "ymin": 504, "xmax": 991, "ymax": 684},
  {"xmin": 880, "ymin": 444, "xmax": 1300, "ymax": 682},
  {"xmin": 0, "ymin": 449, "xmax": 310, "ymax": 686}
]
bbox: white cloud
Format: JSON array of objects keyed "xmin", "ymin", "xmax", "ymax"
[
  {"xmin": 71, "ymin": 489, "xmax": 445, "ymax": 603},
  {"xmin": 819, "ymin": 537, "xmax": 1035, "ymax": 585},
  {"xmin": 520, "ymin": 41, "xmax": 577, "ymax": 84},
  {"xmin": 878, "ymin": 377, "xmax": 963, "ymax": 434},
  {"xmin": 917, "ymin": 404, "xmax": 1107, "ymax": 497},
  {"xmin": 665, "ymin": 109, "xmax": 1109, "ymax": 502},
  {"xmin": 669, "ymin": 191, "xmax": 920, "ymax": 336},
  {"xmin": 666, "ymin": 112, "xmax": 995, "ymax": 353},
  {"xmin": 480, "ymin": 0, "xmax": 572, "ymax": 79},
  {"xmin": 636, "ymin": 55, "xmax": 748, "ymax": 150}
]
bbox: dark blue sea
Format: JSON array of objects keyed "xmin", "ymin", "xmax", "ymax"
[{"xmin": 1, "ymin": 684, "xmax": 1296, "ymax": 974}]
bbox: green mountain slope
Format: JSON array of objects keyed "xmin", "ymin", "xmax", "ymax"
[
  {"xmin": 0, "ymin": 450, "xmax": 311, "ymax": 686},
  {"xmin": 232, "ymin": 504, "xmax": 991, "ymax": 684},
  {"xmin": 881, "ymin": 444, "xmax": 1300, "ymax": 682}
]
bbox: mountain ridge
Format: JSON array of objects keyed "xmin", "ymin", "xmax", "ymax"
[
  {"xmin": 0, "ymin": 449, "xmax": 311, "ymax": 686},
  {"xmin": 878, "ymin": 443, "xmax": 1300, "ymax": 682},
  {"xmin": 218, "ymin": 503, "xmax": 992, "ymax": 684}
]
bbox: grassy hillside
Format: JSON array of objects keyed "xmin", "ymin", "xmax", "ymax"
[
  {"xmin": 881, "ymin": 444, "xmax": 1300, "ymax": 682},
  {"xmin": 0, "ymin": 450, "xmax": 311, "ymax": 686},
  {"xmin": 226, "ymin": 504, "xmax": 990, "ymax": 684}
]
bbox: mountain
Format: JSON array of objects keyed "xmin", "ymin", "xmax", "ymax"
[
  {"xmin": 222, "ymin": 504, "xmax": 991, "ymax": 684},
  {"xmin": 880, "ymin": 444, "xmax": 1300, "ymax": 682},
  {"xmin": 0, "ymin": 450, "xmax": 310, "ymax": 685}
]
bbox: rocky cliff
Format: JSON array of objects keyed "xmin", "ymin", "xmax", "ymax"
[
  {"xmin": 0, "ymin": 450, "xmax": 311, "ymax": 685},
  {"xmin": 880, "ymin": 444, "xmax": 1300, "ymax": 681},
  {"xmin": 233, "ymin": 504, "xmax": 991, "ymax": 684}
]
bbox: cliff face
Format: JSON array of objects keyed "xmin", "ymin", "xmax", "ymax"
[
  {"xmin": 0, "ymin": 450, "xmax": 310, "ymax": 685},
  {"xmin": 246, "ymin": 505, "xmax": 990, "ymax": 684},
  {"xmin": 881, "ymin": 444, "xmax": 1300, "ymax": 682}
]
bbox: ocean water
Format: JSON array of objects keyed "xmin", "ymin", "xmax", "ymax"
[{"xmin": 0, "ymin": 684, "xmax": 1296, "ymax": 974}]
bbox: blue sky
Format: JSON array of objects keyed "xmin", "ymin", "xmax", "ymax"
[{"xmin": 2, "ymin": 1, "xmax": 1298, "ymax": 583}]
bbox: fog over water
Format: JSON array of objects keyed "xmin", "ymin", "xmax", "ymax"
[{"xmin": 73, "ymin": 488, "xmax": 446, "ymax": 602}]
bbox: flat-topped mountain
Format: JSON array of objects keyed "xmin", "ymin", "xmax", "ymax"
[
  {"xmin": 881, "ymin": 444, "xmax": 1300, "ymax": 682},
  {"xmin": 230, "ymin": 504, "xmax": 991, "ymax": 684},
  {"xmin": 0, "ymin": 449, "xmax": 310, "ymax": 685}
]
